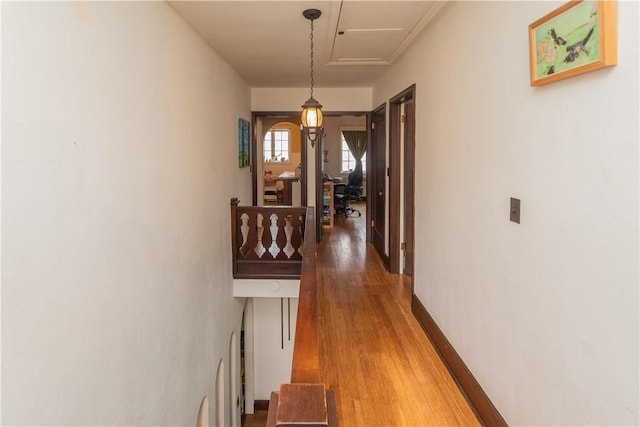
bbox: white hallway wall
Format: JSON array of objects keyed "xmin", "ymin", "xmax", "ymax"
[
  {"xmin": 373, "ymin": 1, "xmax": 639, "ymax": 425},
  {"xmin": 253, "ymin": 297, "xmax": 299, "ymax": 401},
  {"xmin": 251, "ymin": 88, "xmax": 372, "ymax": 113},
  {"xmin": 2, "ymin": 2, "xmax": 251, "ymax": 425}
]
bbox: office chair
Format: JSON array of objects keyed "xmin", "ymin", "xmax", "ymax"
[{"xmin": 334, "ymin": 164, "xmax": 363, "ymax": 217}]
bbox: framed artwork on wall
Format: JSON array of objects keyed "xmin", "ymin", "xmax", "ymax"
[
  {"xmin": 238, "ymin": 118, "xmax": 250, "ymax": 168},
  {"xmin": 529, "ymin": 0, "xmax": 617, "ymax": 86}
]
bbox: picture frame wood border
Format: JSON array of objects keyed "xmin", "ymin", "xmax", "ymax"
[
  {"xmin": 238, "ymin": 118, "xmax": 250, "ymax": 168},
  {"xmin": 528, "ymin": 0, "xmax": 617, "ymax": 87}
]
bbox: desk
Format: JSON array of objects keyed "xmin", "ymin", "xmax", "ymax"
[
  {"xmin": 278, "ymin": 171, "xmax": 300, "ymax": 205},
  {"xmin": 265, "ymin": 171, "xmax": 300, "ymax": 205}
]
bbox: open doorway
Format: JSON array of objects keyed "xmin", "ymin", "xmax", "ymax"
[
  {"xmin": 254, "ymin": 118, "xmax": 303, "ymax": 207},
  {"xmin": 251, "ymin": 112, "xmax": 370, "ymax": 239},
  {"xmin": 389, "ymin": 85, "xmax": 416, "ymax": 280},
  {"xmin": 320, "ymin": 116, "xmax": 368, "ymax": 192},
  {"xmin": 318, "ymin": 115, "xmax": 368, "ymax": 231}
]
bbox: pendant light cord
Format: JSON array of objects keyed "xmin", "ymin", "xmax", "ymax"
[{"xmin": 310, "ymin": 18, "xmax": 315, "ymax": 99}]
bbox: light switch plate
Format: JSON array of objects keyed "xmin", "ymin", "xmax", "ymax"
[{"xmin": 510, "ymin": 198, "xmax": 521, "ymax": 224}]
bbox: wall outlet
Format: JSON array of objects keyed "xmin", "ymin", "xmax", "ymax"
[{"xmin": 510, "ymin": 198, "xmax": 521, "ymax": 224}]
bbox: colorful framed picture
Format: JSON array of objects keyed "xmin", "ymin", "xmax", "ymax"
[
  {"xmin": 238, "ymin": 118, "xmax": 250, "ymax": 168},
  {"xmin": 529, "ymin": 0, "xmax": 617, "ymax": 86}
]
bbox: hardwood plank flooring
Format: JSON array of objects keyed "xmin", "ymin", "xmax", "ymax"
[{"xmin": 317, "ymin": 203, "xmax": 480, "ymax": 426}]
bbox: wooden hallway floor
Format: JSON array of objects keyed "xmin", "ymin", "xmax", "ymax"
[{"xmin": 317, "ymin": 203, "xmax": 480, "ymax": 426}]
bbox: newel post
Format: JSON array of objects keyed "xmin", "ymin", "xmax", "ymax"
[{"xmin": 230, "ymin": 198, "xmax": 240, "ymax": 277}]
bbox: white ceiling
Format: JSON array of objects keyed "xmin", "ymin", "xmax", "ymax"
[{"xmin": 168, "ymin": 1, "xmax": 446, "ymax": 88}]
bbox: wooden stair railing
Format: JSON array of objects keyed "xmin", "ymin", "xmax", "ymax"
[
  {"xmin": 230, "ymin": 199, "xmax": 336, "ymax": 425},
  {"xmin": 230, "ymin": 198, "xmax": 307, "ymax": 279}
]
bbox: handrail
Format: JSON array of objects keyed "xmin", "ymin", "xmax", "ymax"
[
  {"xmin": 281, "ymin": 207, "xmax": 336, "ymax": 426},
  {"xmin": 290, "ymin": 206, "xmax": 321, "ymax": 384}
]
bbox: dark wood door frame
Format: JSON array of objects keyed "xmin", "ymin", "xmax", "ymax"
[
  {"xmin": 318, "ymin": 112, "xmax": 370, "ymax": 242},
  {"xmin": 252, "ymin": 111, "xmax": 370, "ymax": 243},
  {"xmin": 313, "ymin": 128, "xmax": 323, "ymax": 242},
  {"xmin": 251, "ymin": 112, "xmax": 307, "ymax": 207},
  {"xmin": 403, "ymin": 99, "xmax": 415, "ymax": 277},
  {"xmin": 250, "ymin": 112, "xmax": 259, "ymax": 206},
  {"xmin": 365, "ymin": 111, "xmax": 373, "ymax": 243},
  {"xmin": 370, "ymin": 103, "xmax": 387, "ymax": 265},
  {"xmin": 388, "ymin": 85, "xmax": 416, "ymax": 276}
]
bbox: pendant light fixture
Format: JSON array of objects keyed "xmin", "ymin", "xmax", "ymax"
[{"xmin": 301, "ymin": 8, "xmax": 323, "ymax": 147}]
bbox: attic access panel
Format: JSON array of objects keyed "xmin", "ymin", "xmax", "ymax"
[
  {"xmin": 329, "ymin": 1, "xmax": 444, "ymax": 66},
  {"xmin": 332, "ymin": 29, "xmax": 405, "ymax": 64}
]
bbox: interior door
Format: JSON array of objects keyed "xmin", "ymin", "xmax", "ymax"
[
  {"xmin": 389, "ymin": 85, "xmax": 416, "ymax": 275},
  {"xmin": 371, "ymin": 104, "xmax": 387, "ymax": 263},
  {"xmin": 403, "ymin": 99, "xmax": 415, "ymax": 277}
]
